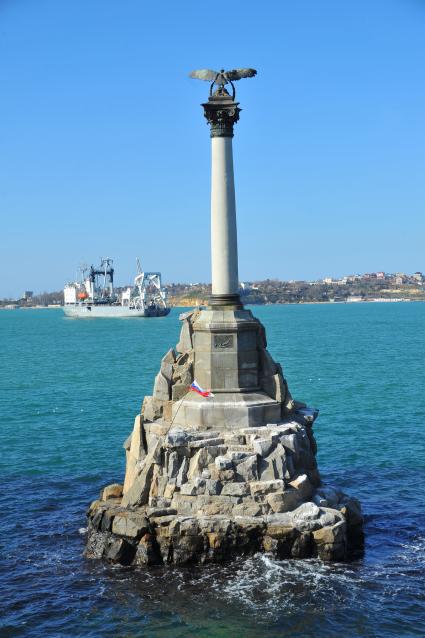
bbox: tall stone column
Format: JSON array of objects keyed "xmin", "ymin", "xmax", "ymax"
[
  {"xmin": 164, "ymin": 83, "xmax": 285, "ymax": 427},
  {"xmin": 203, "ymin": 89, "xmax": 241, "ymax": 306},
  {"xmin": 160, "ymin": 75, "xmax": 287, "ymax": 428}
]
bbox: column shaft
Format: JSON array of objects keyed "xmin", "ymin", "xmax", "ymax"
[{"xmin": 210, "ymin": 137, "xmax": 239, "ymax": 296}]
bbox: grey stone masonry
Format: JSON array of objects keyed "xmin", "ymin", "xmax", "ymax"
[{"xmin": 86, "ymin": 404, "xmax": 364, "ymax": 565}]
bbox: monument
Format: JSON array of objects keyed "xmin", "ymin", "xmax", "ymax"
[{"xmin": 85, "ymin": 69, "xmax": 364, "ymax": 566}]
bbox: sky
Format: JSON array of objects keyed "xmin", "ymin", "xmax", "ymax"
[{"xmin": 1, "ymin": 0, "xmax": 424, "ymax": 296}]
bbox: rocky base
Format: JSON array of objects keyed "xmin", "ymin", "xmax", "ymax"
[
  {"xmin": 85, "ymin": 409, "xmax": 364, "ymax": 566},
  {"xmin": 85, "ymin": 309, "xmax": 363, "ymax": 566}
]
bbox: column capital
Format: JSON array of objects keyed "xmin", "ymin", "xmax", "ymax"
[{"xmin": 202, "ymin": 88, "xmax": 240, "ymax": 138}]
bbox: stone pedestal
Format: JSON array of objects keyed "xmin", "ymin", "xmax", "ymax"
[
  {"xmin": 170, "ymin": 308, "xmax": 283, "ymax": 429},
  {"xmin": 193, "ymin": 309, "xmax": 261, "ymax": 392},
  {"xmin": 137, "ymin": 307, "xmax": 293, "ymax": 431}
]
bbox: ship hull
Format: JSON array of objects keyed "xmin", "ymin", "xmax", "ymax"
[{"xmin": 63, "ymin": 304, "xmax": 170, "ymax": 318}]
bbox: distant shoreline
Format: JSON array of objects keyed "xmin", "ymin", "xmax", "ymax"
[{"xmin": 2, "ymin": 298, "xmax": 424, "ymax": 311}]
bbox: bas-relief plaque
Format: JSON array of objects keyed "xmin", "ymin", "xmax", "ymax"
[{"xmin": 213, "ymin": 334, "xmax": 234, "ymax": 349}]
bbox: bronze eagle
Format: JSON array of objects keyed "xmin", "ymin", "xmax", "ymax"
[{"xmin": 189, "ymin": 68, "xmax": 257, "ymax": 88}]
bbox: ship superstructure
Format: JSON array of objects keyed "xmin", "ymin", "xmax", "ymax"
[{"xmin": 63, "ymin": 258, "xmax": 170, "ymax": 318}]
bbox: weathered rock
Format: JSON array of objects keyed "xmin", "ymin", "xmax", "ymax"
[
  {"xmin": 289, "ymin": 474, "xmax": 313, "ymax": 500},
  {"xmin": 339, "ymin": 497, "xmax": 363, "ymax": 527},
  {"xmin": 189, "ymin": 437, "xmax": 225, "ymax": 449},
  {"xmin": 234, "ymin": 455, "xmax": 258, "ymax": 482},
  {"xmin": 167, "ymin": 451, "xmax": 180, "ymax": 478},
  {"xmin": 101, "ymin": 483, "xmax": 123, "ymax": 501},
  {"xmin": 165, "ymin": 428, "xmax": 189, "ymax": 447},
  {"xmin": 319, "ymin": 507, "xmax": 344, "ymax": 528},
  {"xmin": 142, "ymin": 396, "xmax": 164, "ymax": 422},
  {"xmin": 267, "ymin": 488, "xmax": 302, "ymax": 513},
  {"xmin": 91, "ymin": 508, "xmax": 104, "ymax": 531},
  {"xmin": 172, "ymin": 383, "xmax": 189, "ymax": 401},
  {"xmin": 221, "ymin": 482, "xmax": 250, "ymax": 497},
  {"xmin": 112, "ymin": 512, "xmax": 149, "ymax": 539},
  {"xmin": 253, "ymin": 437, "xmax": 274, "ymax": 457},
  {"xmin": 124, "ymin": 415, "xmax": 148, "ymax": 491},
  {"xmin": 160, "ymin": 349, "xmax": 175, "ymax": 382},
  {"xmin": 104, "ymin": 538, "xmax": 136, "ymax": 565},
  {"xmin": 172, "ymin": 534, "xmax": 205, "ymax": 565},
  {"xmin": 215, "ymin": 456, "xmax": 233, "ymax": 470},
  {"xmin": 85, "ymin": 527, "xmax": 110, "ymax": 559},
  {"xmin": 164, "ymin": 483, "xmax": 176, "ymax": 499},
  {"xmin": 293, "ymin": 502, "xmax": 320, "ymax": 521},
  {"xmin": 291, "ymin": 531, "xmax": 312, "ymax": 558},
  {"xmin": 263, "ymin": 526, "xmax": 297, "ymax": 559},
  {"xmin": 218, "ymin": 468, "xmax": 235, "ymax": 482},
  {"xmin": 153, "ymin": 372, "xmax": 170, "ymax": 401},
  {"xmin": 188, "ymin": 449, "xmax": 205, "ymax": 479},
  {"xmin": 147, "ymin": 507, "xmax": 177, "ymax": 518},
  {"xmin": 180, "ymin": 482, "xmax": 199, "ymax": 496},
  {"xmin": 259, "ymin": 444, "xmax": 286, "ymax": 480},
  {"xmin": 166, "ymin": 428, "xmax": 189, "ymax": 447},
  {"xmin": 296, "ymin": 406, "xmax": 319, "ymax": 423},
  {"xmin": 176, "ymin": 319, "xmax": 192, "ymax": 353},
  {"xmin": 127, "ymin": 425, "xmax": 142, "ymax": 459},
  {"xmin": 313, "ymin": 520, "xmax": 346, "ymax": 546},
  {"xmin": 233, "ymin": 502, "xmax": 263, "ymax": 517},
  {"xmin": 176, "ymin": 457, "xmax": 189, "ymax": 487},
  {"xmin": 87, "ymin": 499, "xmax": 103, "ymax": 516},
  {"xmin": 134, "ymin": 533, "xmax": 162, "ymax": 565},
  {"xmin": 224, "ymin": 433, "xmax": 246, "ymax": 446},
  {"xmin": 121, "ymin": 440, "xmax": 162, "ymax": 507},
  {"xmin": 149, "ymin": 466, "xmax": 168, "ymax": 499},
  {"xmin": 261, "ymin": 372, "xmax": 286, "ymax": 403},
  {"xmin": 250, "ymin": 480, "xmax": 285, "ymax": 496},
  {"xmin": 205, "ymin": 479, "xmax": 222, "ymax": 495},
  {"xmin": 316, "ymin": 541, "xmax": 346, "ymax": 561},
  {"xmin": 172, "ymin": 356, "xmax": 193, "ymax": 386},
  {"xmin": 199, "ymin": 499, "xmax": 233, "ymax": 517},
  {"xmin": 101, "ymin": 508, "xmax": 118, "ymax": 532},
  {"xmin": 279, "ymin": 433, "xmax": 300, "ymax": 455}
]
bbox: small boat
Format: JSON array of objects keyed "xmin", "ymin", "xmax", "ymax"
[{"xmin": 63, "ymin": 258, "xmax": 170, "ymax": 318}]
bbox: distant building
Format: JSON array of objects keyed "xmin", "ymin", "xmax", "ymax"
[
  {"xmin": 23, "ymin": 291, "xmax": 33, "ymax": 300},
  {"xmin": 376, "ymin": 272, "xmax": 385, "ymax": 280}
]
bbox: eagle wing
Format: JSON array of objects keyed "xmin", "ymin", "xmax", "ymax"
[
  {"xmin": 189, "ymin": 69, "xmax": 218, "ymax": 81},
  {"xmin": 226, "ymin": 68, "xmax": 257, "ymax": 81}
]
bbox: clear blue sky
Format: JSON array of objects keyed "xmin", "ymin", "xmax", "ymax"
[{"xmin": 1, "ymin": 0, "xmax": 424, "ymax": 296}]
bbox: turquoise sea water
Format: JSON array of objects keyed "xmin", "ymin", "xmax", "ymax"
[{"xmin": 1, "ymin": 304, "xmax": 424, "ymax": 637}]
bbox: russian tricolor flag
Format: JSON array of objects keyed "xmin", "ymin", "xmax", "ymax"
[{"xmin": 190, "ymin": 380, "xmax": 215, "ymax": 398}]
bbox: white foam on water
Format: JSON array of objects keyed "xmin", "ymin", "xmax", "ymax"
[
  {"xmin": 210, "ymin": 554, "xmax": 366, "ymax": 619},
  {"xmin": 397, "ymin": 535, "xmax": 425, "ymax": 564}
]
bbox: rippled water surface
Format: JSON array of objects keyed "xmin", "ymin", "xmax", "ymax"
[{"xmin": 1, "ymin": 304, "xmax": 424, "ymax": 637}]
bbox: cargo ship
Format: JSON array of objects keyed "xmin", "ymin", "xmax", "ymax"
[{"xmin": 63, "ymin": 258, "xmax": 170, "ymax": 318}]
